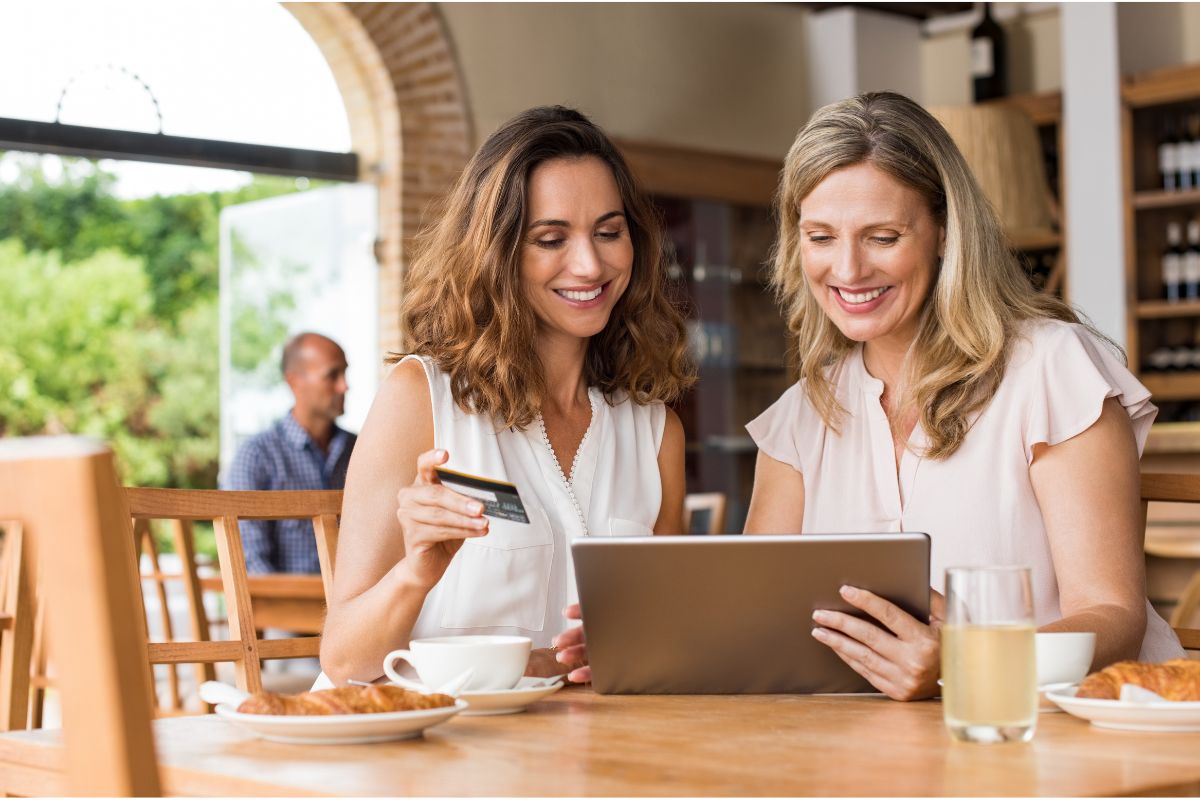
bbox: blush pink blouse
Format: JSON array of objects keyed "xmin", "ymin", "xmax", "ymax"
[{"xmin": 746, "ymin": 319, "xmax": 1183, "ymax": 661}]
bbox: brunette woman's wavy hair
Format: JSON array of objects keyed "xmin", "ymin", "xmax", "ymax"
[
  {"xmin": 393, "ymin": 105, "xmax": 694, "ymax": 429},
  {"xmin": 772, "ymin": 91, "xmax": 1100, "ymax": 459}
]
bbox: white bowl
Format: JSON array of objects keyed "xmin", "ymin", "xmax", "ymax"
[{"xmin": 1035, "ymin": 631, "xmax": 1095, "ymax": 687}]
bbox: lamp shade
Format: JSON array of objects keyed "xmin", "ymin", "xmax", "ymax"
[{"xmin": 929, "ymin": 104, "xmax": 1056, "ymax": 240}]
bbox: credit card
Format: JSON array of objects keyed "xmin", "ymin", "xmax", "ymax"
[{"xmin": 434, "ymin": 467, "xmax": 530, "ymax": 524}]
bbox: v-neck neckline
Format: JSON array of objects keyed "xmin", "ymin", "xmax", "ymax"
[{"xmin": 854, "ymin": 347, "xmax": 923, "ymax": 521}]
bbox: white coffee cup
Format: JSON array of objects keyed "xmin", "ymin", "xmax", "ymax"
[
  {"xmin": 383, "ymin": 635, "xmax": 531, "ymax": 692},
  {"xmin": 1035, "ymin": 631, "xmax": 1096, "ymax": 687}
]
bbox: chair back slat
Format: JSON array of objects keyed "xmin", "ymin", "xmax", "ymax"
[
  {"xmin": 1139, "ymin": 473, "xmax": 1200, "ymax": 653},
  {"xmin": 212, "ymin": 515, "xmax": 264, "ymax": 694},
  {"xmin": 135, "ymin": 519, "xmax": 184, "ymax": 710},
  {"xmin": 0, "ymin": 522, "xmax": 33, "ymax": 731},
  {"xmin": 684, "ymin": 492, "xmax": 728, "ymax": 535},
  {"xmin": 314, "ymin": 513, "xmax": 339, "ymax": 603},
  {"xmin": 169, "ymin": 518, "xmax": 217, "ymax": 699},
  {"xmin": 126, "ymin": 487, "xmax": 342, "ymax": 519}
]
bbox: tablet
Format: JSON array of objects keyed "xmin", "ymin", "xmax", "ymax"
[{"xmin": 571, "ymin": 533, "xmax": 930, "ymax": 694}]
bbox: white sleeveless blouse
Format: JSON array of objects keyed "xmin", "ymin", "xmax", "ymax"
[{"xmin": 405, "ymin": 355, "xmax": 667, "ymax": 648}]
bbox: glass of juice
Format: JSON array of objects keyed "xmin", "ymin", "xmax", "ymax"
[{"xmin": 941, "ymin": 565, "xmax": 1037, "ymax": 744}]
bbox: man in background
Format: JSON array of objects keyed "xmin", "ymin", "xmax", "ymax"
[{"xmin": 224, "ymin": 332, "xmax": 356, "ymax": 574}]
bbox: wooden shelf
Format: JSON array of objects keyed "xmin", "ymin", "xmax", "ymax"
[
  {"xmin": 1141, "ymin": 372, "xmax": 1200, "ymax": 401},
  {"xmin": 1007, "ymin": 229, "xmax": 1061, "ymax": 251},
  {"xmin": 1132, "ymin": 188, "xmax": 1200, "ymax": 211},
  {"xmin": 1123, "ymin": 63, "xmax": 1200, "ymax": 108},
  {"xmin": 1145, "ymin": 421, "xmax": 1200, "ymax": 455},
  {"xmin": 616, "ymin": 139, "xmax": 780, "ymax": 208},
  {"xmin": 984, "ymin": 91, "xmax": 1062, "ymax": 127},
  {"xmin": 1136, "ymin": 301, "xmax": 1200, "ymax": 319}
]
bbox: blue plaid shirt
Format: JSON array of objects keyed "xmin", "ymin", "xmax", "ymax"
[{"xmin": 222, "ymin": 412, "xmax": 355, "ymax": 574}]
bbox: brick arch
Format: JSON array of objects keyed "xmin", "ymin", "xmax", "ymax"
[{"xmin": 283, "ymin": 2, "xmax": 473, "ymax": 353}]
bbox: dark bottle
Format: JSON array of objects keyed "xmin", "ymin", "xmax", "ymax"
[
  {"xmin": 971, "ymin": 3, "xmax": 1007, "ymax": 102},
  {"xmin": 1186, "ymin": 218, "xmax": 1200, "ymax": 301},
  {"xmin": 1161, "ymin": 117, "xmax": 1180, "ymax": 192},
  {"xmin": 1164, "ymin": 221, "xmax": 1185, "ymax": 303},
  {"xmin": 1181, "ymin": 115, "xmax": 1196, "ymax": 192}
]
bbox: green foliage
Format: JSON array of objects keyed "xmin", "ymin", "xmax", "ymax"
[{"xmin": 0, "ymin": 155, "xmax": 313, "ymax": 498}]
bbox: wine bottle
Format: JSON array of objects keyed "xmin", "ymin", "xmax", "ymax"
[
  {"xmin": 1148, "ymin": 346, "xmax": 1174, "ymax": 372},
  {"xmin": 1160, "ymin": 117, "xmax": 1180, "ymax": 192},
  {"xmin": 1181, "ymin": 115, "xmax": 1196, "ymax": 192},
  {"xmin": 1186, "ymin": 218, "xmax": 1200, "ymax": 301},
  {"xmin": 1190, "ymin": 114, "xmax": 1200, "ymax": 189},
  {"xmin": 970, "ymin": 3, "xmax": 1007, "ymax": 102},
  {"xmin": 1164, "ymin": 221, "xmax": 1185, "ymax": 303}
]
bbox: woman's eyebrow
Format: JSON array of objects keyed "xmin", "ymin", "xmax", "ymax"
[
  {"xmin": 527, "ymin": 210, "xmax": 626, "ymax": 229},
  {"xmin": 527, "ymin": 218, "xmax": 568, "ymax": 229},
  {"xmin": 800, "ymin": 218, "xmax": 908, "ymax": 230}
]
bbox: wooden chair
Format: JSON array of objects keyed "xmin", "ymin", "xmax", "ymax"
[
  {"xmin": 1140, "ymin": 473, "xmax": 1200, "ymax": 653},
  {"xmin": 125, "ymin": 487, "xmax": 342, "ymax": 697},
  {"xmin": 683, "ymin": 492, "xmax": 727, "ymax": 535},
  {"xmin": 0, "ymin": 437, "xmax": 162, "ymax": 795},
  {"xmin": 0, "ymin": 520, "xmax": 34, "ymax": 731}
]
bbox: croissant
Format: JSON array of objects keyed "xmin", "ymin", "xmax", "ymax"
[
  {"xmin": 1075, "ymin": 659, "xmax": 1200, "ymax": 701},
  {"xmin": 237, "ymin": 684, "xmax": 456, "ymax": 715}
]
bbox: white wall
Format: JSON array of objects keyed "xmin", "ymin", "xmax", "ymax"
[
  {"xmin": 1118, "ymin": 2, "xmax": 1189, "ymax": 76},
  {"xmin": 440, "ymin": 3, "xmax": 811, "ymax": 159}
]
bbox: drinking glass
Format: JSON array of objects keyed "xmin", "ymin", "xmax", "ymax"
[{"xmin": 941, "ymin": 566, "xmax": 1037, "ymax": 744}]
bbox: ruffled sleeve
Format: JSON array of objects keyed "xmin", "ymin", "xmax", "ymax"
[
  {"xmin": 745, "ymin": 381, "xmax": 808, "ymax": 473},
  {"xmin": 1021, "ymin": 322, "xmax": 1157, "ymax": 462}
]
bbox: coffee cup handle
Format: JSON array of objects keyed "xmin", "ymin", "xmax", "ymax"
[{"xmin": 383, "ymin": 649, "xmax": 415, "ymax": 685}]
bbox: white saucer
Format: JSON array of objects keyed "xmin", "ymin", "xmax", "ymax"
[{"xmin": 459, "ymin": 677, "xmax": 564, "ymax": 716}]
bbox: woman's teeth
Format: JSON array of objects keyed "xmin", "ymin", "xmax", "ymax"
[
  {"xmin": 836, "ymin": 286, "xmax": 889, "ymax": 304},
  {"xmin": 556, "ymin": 286, "xmax": 603, "ymax": 302}
]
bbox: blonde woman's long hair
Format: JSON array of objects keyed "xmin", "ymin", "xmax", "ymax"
[
  {"xmin": 772, "ymin": 91, "xmax": 1085, "ymax": 459},
  {"xmin": 394, "ymin": 106, "xmax": 694, "ymax": 430}
]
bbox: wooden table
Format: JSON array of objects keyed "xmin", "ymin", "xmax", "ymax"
[
  {"xmin": 2, "ymin": 690, "xmax": 1199, "ymax": 796},
  {"xmin": 200, "ymin": 573, "xmax": 326, "ymax": 634}
]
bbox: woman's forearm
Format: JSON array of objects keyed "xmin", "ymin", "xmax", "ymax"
[
  {"xmin": 1039, "ymin": 602, "xmax": 1146, "ymax": 668},
  {"xmin": 320, "ymin": 559, "xmax": 431, "ymax": 685}
]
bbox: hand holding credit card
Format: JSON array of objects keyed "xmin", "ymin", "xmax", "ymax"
[{"xmin": 434, "ymin": 467, "xmax": 530, "ymax": 524}]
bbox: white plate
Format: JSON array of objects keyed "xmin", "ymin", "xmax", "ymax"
[
  {"xmin": 459, "ymin": 677, "xmax": 564, "ymax": 716},
  {"xmin": 1045, "ymin": 686, "xmax": 1200, "ymax": 732},
  {"xmin": 214, "ymin": 699, "xmax": 467, "ymax": 744}
]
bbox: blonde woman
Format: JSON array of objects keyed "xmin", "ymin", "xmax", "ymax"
[
  {"xmin": 745, "ymin": 92, "xmax": 1184, "ymax": 701},
  {"xmin": 320, "ymin": 107, "xmax": 693, "ymax": 686}
]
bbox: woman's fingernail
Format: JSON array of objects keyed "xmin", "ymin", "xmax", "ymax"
[
  {"xmin": 467, "ymin": 502, "xmax": 482, "ymax": 514},
  {"xmin": 811, "ymin": 627, "xmax": 827, "ymax": 640},
  {"xmin": 472, "ymin": 517, "xmax": 487, "ymax": 528},
  {"xmin": 840, "ymin": 585, "xmax": 857, "ymax": 600},
  {"xmin": 812, "ymin": 610, "xmax": 830, "ymax": 623}
]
